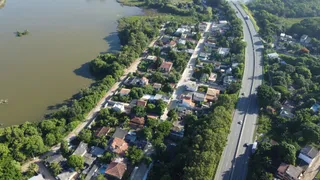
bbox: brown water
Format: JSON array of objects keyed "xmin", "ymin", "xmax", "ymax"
[{"xmin": 0, "ymin": 0, "xmax": 142, "ymax": 126}]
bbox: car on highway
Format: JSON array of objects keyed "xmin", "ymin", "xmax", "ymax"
[
  {"xmin": 245, "ymin": 16, "xmax": 249, "ymax": 20},
  {"xmin": 244, "ymin": 143, "xmax": 249, "ymax": 147},
  {"xmin": 241, "ymin": 92, "xmax": 245, "ymax": 96},
  {"xmin": 238, "ymin": 121, "xmax": 242, "ymax": 125}
]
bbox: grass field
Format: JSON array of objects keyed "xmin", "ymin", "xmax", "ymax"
[{"xmin": 279, "ymin": 16, "xmax": 320, "ymax": 28}]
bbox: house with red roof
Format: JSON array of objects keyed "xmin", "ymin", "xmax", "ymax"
[{"xmin": 105, "ymin": 160, "xmax": 127, "ymax": 179}]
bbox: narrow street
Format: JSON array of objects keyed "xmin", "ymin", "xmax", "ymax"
[{"xmin": 160, "ymin": 22, "xmax": 212, "ymax": 120}]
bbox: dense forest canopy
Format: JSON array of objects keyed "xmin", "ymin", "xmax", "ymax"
[
  {"xmin": 248, "ymin": 0, "xmax": 320, "ymax": 18},
  {"xmin": 288, "ymin": 18, "xmax": 320, "ymax": 39}
]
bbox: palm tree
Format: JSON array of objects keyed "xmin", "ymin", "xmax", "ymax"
[{"xmin": 50, "ymin": 162, "xmax": 62, "ymax": 176}]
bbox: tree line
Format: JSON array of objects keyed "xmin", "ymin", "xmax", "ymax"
[{"xmin": 247, "ymin": 0, "xmax": 320, "ymax": 18}]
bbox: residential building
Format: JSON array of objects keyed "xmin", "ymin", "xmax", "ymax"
[
  {"xmin": 95, "ymin": 126, "xmax": 111, "ymax": 138},
  {"xmin": 109, "ymin": 137, "xmax": 129, "ymax": 156},
  {"xmin": 160, "ymin": 61, "xmax": 173, "ymax": 72},
  {"xmin": 300, "ymin": 35, "xmax": 308, "ymax": 43},
  {"xmin": 218, "ymin": 47, "xmax": 230, "ymax": 56},
  {"xmin": 113, "ymin": 103, "xmax": 125, "ymax": 113},
  {"xmin": 219, "ymin": 20, "xmax": 228, "ymax": 24},
  {"xmin": 119, "ymin": 88, "xmax": 131, "ymax": 96},
  {"xmin": 141, "ymin": 94, "xmax": 154, "ymax": 101},
  {"xmin": 280, "ymin": 100, "xmax": 295, "ymax": 119},
  {"xmin": 45, "ymin": 153, "xmax": 66, "ymax": 166},
  {"xmin": 90, "ymin": 146, "xmax": 105, "ymax": 157},
  {"xmin": 125, "ymin": 131, "xmax": 137, "ymax": 143},
  {"xmin": 214, "ymin": 63, "xmax": 221, "ymax": 70},
  {"xmin": 199, "ymin": 22, "xmax": 207, "ymax": 31},
  {"xmin": 267, "ymin": 52, "xmax": 279, "ymax": 59},
  {"xmin": 277, "ymin": 163, "xmax": 303, "ymax": 180},
  {"xmin": 205, "ymin": 41, "xmax": 216, "ymax": 49},
  {"xmin": 193, "ymin": 92, "xmax": 206, "ymax": 102},
  {"xmin": 141, "ymin": 77, "xmax": 149, "ymax": 86},
  {"xmin": 56, "ymin": 171, "xmax": 77, "ymax": 180},
  {"xmin": 84, "ymin": 164, "xmax": 99, "ymax": 180},
  {"xmin": 124, "ymin": 77, "xmax": 148, "ymax": 87},
  {"xmin": 147, "ymin": 114, "xmax": 159, "ymax": 119},
  {"xmin": 223, "ymin": 76, "xmax": 236, "ymax": 86},
  {"xmin": 83, "ymin": 153, "xmax": 96, "ymax": 168},
  {"xmin": 129, "ymin": 116, "xmax": 145, "ymax": 129},
  {"xmin": 179, "ymin": 96, "xmax": 195, "ymax": 109},
  {"xmin": 29, "ymin": 174, "xmax": 45, "ymax": 180},
  {"xmin": 145, "ymin": 55, "xmax": 157, "ymax": 62},
  {"xmin": 185, "ymin": 82, "xmax": 198, "ymax": 92},
  {"xmin": 208, "ymin": 73, "xmax": 217, "ymax": 84},
  {"xmin": 206, "ymin": 88, "xmax": 220, "ymax": 102},
  {"xmin": 169, "ymin": 40, "xmax": 177, "ymax": 47},
  {"xmin": 178, "ymin": 39, "xmax": 186, "ymax": 45},
  {"xmin": 310, "ymin": 103, "xmax": 320, "ymax": 112},
  {"xmin": 226, "ymin": 67, "xmax": 232, "ymax": 74},
  {"xmin": 200, "ymin": 73, "xmax": 209, "ymax": 83},
  {"xmin": 112, "ymin": 128, "xmax": 128, "ymax": 139},
  {"xmin": 298, "ymin": 146, "xmax": 319, "ymax": 165},
  {"xmin": 73, "ymin": 142, "xmax": 88, "ymax": 157},
  {"xmin": 175, "ymin": 28, "xmax": 188, "ymax": 35},
  {"xmin": 136, "ymin": 99, "xmax": 147, "ymax": 107},
  {"xmin": 199, "ymin": 52, "xmax": 208, "ymax": 61},
  {"xmin": 170, "ymin": 120, "xmax": 185, "ymax": 139},
  {"xmin": 153, "ymin": 83, "xmax": 162, "ymax": 91},
  {"xmin": 105, "ymin": 160, "xmax": 127, "ymax": 180}
]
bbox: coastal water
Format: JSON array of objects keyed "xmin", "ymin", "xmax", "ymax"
[{"xmin": 0, "ymin": 0, "xmax": 143, "ymax": 126}]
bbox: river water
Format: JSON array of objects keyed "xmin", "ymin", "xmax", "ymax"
[{"xmin": 0, "ymin": 0, "xmax": 142, "ymax": 126}]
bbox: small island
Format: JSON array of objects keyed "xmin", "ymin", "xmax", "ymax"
[{"xmin": 16, "ymin": 30, "xmax": 29, "ymax": 37}]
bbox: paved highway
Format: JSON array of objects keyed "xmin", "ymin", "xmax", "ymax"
[{"xmin": 214, "ymin": 1, "xmax": 263, "ymax": 180}]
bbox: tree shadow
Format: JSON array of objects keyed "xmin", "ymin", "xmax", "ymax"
[
  {"xmin": 73, "ymin": 62, "xmax": 96, "ymax": 80},
  {"xmin": 100, "ymin": 32, "xmax": 121, "ymax": 54}
]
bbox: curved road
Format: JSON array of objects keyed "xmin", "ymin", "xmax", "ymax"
[{"xmin": 214, "ymin": 1, "xmax": 263, "ymax": 180}]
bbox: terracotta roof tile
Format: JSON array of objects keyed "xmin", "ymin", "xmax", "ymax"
[
  {"xmin": 95, "ymin": 126, "xmax": 111, "ymax": 137},
  {"xmin": 110, "ymin": 137, "xmax": 129, "ymax": 156},
  {"xmin": 105, "ymin": 161, "xmax": 127, "ymax": 179}
]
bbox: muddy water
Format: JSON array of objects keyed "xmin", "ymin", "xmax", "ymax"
[{"xmin": 0, "ymin": 0, "xmax": 142, "ymax": 126}]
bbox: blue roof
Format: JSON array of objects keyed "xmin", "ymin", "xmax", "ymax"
[{"xmin": 311, "ymin": 103, "xmax": 320, "ymax": 112}]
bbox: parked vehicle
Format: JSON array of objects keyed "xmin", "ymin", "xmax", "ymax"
[{"xmin": 252, "ymin": 141, "xmax": 257, "ymax": 153}]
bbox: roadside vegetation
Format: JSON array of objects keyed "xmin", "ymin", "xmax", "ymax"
[{"xmin": 148, "ymin": 1, "xmax": 246, "ymax": 179}]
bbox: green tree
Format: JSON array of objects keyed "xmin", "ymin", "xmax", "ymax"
[
  {"xmin": 142, "ymin": 127, "xmax": 153, "ymax": 140},
  {"xmin": 257, "ymin": 85, "xmax": 280, "ymax": 107},
  {"xmin": 45, "ymin": 133, "xmax": 57, "ymax": 146},
  {"xmin": 78, "ymin": 129, "xmax": 92, "ymax": 143},
  {"xmin": 126, "ymin": 146, "xmax": 144, "ymax": 165},
  {"xmin": 96, "ymin": 174, "xmax": 107, "ymax": 180},
  {"xmin": 67, "ymin": 155, "xmax": 84, "ymax": 171},
  {"xmin": 50, "ymin": 162, "xmax": 62, "ymax": 176},
  {"xmin": 60, "ymin": 140, "xmax": 70, "ymax": 157},
  {"xmin": 131, "ymin": 106, "xmax": 147, "ymax": 117}
]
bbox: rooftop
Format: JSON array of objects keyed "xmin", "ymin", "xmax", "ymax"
[
  {"xmin": 120, "ymin": 88, "xmax": 131, "ymax": 95},
  {"xmin": 160, "ymin": 61, "xmax": 173, "ymax": 70},
  {"xmin": 112, "ymin": 128, "xmax": 128, "ymax": 139},
  {"xmin": 73, "ymin": 142, "xmax": 88, "ymax": 157},
  {"xmin": 105, "ymin": 161, "xmax": 127, "ymax": 180},
  {"xmin": 110, "ymin": 137, "xmax": 129, "ymax": 155},
  {"xmin": 130, "ymin": 116, "xmax": 145, "ymax": 126},
  {"xmin": 95, "ymin": 126, "xmax": 111, "ymax": 137},
  {"xmin": 45, "ymin": 153, "xmax": 65, "ymax": 164},
  {"xmin": 300, "ymin": 146, "xmax": 319, "ymax": 159},
  {"xmin": 137, "ymin": 100, "xmax": 147, "ymax": 107}
]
